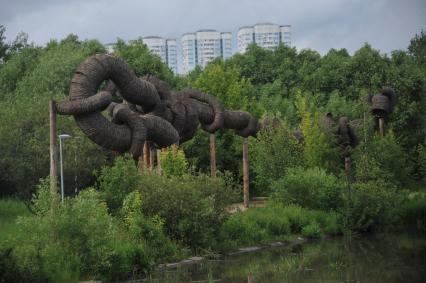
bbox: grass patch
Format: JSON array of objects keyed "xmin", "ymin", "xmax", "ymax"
[
  {"xmin": 0, "ymin": 199, "xmax": 30, "ymax": 241},
  {"xmin": 218, "ymin": 203, "xmax": 342, "ymax": 250}
]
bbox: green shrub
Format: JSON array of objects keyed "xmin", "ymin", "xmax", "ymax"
[
  {"xmin": 272, "ymin": 167, "xmax": 344, "ymax": 211},
  {"xmin": 120, "ymin": 191, "xmax": 186, "ymax": 261},
  {"xmin": 8, "ymin": 182, "xmax": 152, "ymax": 282},
  {"xmin": 341, "ymin": 179, "xmax": 407, "ymax": 232},
  {"xmin": 0, "ymin": 198, "xmax": 30, "ymax": 242},
  {"xmin": 138, "ymin": 172, "xmax": 237, "ymax": 250},
  {"xmin": 400, "ymin": 193, "xmax": 426, "ymax": 232},
  {"xmin": 301, "ymin": 221, "xmax": 322, "ymax": 238},
  {"xmin": 159, "ymin": 145, "xmax": 189, "ymax": 177},
  {"xmin": 219, "ymin": 204, "xmax": 342, "ymax": 249},
  {"xmin": 250, "ymin": 122, "xmax": 304, "ymax": 194},
  {"xmin": 354, "ymin": 132, "xmax": 411, "ymax": 186},
  {"xmin": 97, "ymin": 154, "xmax": 141, "ymax": 212}
]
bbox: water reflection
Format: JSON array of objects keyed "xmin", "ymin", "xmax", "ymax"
[{"xmin": 143, "ymin": 234, "xmax": 426, "ymax": 283}]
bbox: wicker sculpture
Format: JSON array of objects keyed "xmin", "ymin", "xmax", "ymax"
[
  {"xmin": 365, "ymin": 87, "xmax": 397, "ymax": 135},
  {"xmin": 323, "ymin": 113, "xmax": 359, "ymax": 156},
  {"xmin": 55, "ymin": 54, "xmax": 260, "ymax": 158},
  {"xmin": 365, "ymin": 87, "xmax": 397, "ymax": 119}
]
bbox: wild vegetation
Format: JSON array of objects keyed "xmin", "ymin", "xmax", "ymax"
[{"xmin": 0, "ymin": 25, "xmax": 425, "ymax": 281}]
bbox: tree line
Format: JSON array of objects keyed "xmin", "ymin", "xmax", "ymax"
[{"xmin": 0, "ymin": 25, "xmax": 425, "ymax": 198}]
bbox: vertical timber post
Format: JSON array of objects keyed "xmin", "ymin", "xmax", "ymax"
[
  {"xmin": 143, "ymin": 141, "xmax": 150, "ymax": 171},
  {"xmin": 345, "ymin": 156, "xmax": 351, "ymax": 175},
  {"xmin": 243, "ymin": 137, "xmax": 249, "ymax": 208},
  {"xmin": 210, "ymin": 133, "xmax": 216, "ymax": 178},
  {"xmin": 378, "ymin": 117, "xmax": 385, "ymax": 136},
  {"xmin": 149, "ymin": 146, "xmax": 155, "ymax": 173},
  {"xmin": 157, "ymin": 149, "xmax": 162, "ymax": 176},
  {"xmin": 49, "ymin": 100, "xmax": 58, "ymax": 194}
]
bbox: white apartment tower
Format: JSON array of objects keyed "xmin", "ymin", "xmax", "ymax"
[
  {"xmin": 142, "ymin": 36, "xmax": 178, "ymax": 74},
  {"xmin": 181, "ymin": 29, "xmax": 232, "ymax": 74},
  {"xmin": 237, "ymin": 23, "xmax": 291, "ymax": 53}
]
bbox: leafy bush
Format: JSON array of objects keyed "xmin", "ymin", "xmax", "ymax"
[
  {"xmin": 97, "ymin": 154, "xmax": 140, "ymax": 212},
  {"xmin": 137, "ymin": 172, "xmax": 238, "ymax": 250},
  {"xmin": 159, "ymin": 145, "xmax": 189, "ymax": 177},
  {"xmin": 356, "ymin": 132, "xmax": 411, "ymax": 186},
  {"xmin": 8, "ymin": 182, "xmax": 152, "ymax": 282},
  {"xmin": 120, "ymin": 191, "xmax": 186, "ymax": 261},
  {"xmin": 271, "ymin": 167, "xmax": 344, "ymax": 211},
  {"xmin": 251, "ymin": 122, "xmax": 304, "ymax": 194},
  {"xmin": 399, "ymin": 193, "xmax": 426, "ymax": 232},
  {"xmin": 341, "ymin": 179, "xmax": 407, "ymax": 232}
]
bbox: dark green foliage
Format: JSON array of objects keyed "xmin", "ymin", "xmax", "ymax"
[
  {"xmin": 272, "ymin": 167, "xmax": 344, "ymax": 211},
  {"xmin": 97, "ymin": 154, "xmax": 140, "ymax": 212},
  {"xmin": 138, "ymin": 172, "xmax": 238, "ymax": 250},
  {"xmin": 0, "ymin": 25, "xmax": 8, "ymax": 64},
  {"xmin": 113, "ymin": 38, "xmax": 175, "ymax": 85},
  {"xmin": 1, "ymin": 176, "xmax": 186, "ymax": 282},
  {"xmin": 400, "ymin": 193, "xmax": 426, "ymax": 232},
  {"xmin": 251, "ymin": 123, "xmax": 304, "ymax": 194},
  {"xmin": 7, "ymin": 184, "xmax": 148, "ymax": 281},
  {"xmin": 0, "ymin": 35, "xmax": 109, "ymax": 198},
  {"xmin": 353, "ymin": 131, "xmax": 411, "ymax": 186},
  {"xmin": 159, "ymin": 145, "xmax": 189, "ymax": 177},
  {"xmin": 341, "ymin": 180, "xmax": 407, "ymax": 232},
  {"xmin": 219, "ymin": 204, "xmax": 341, "ymax": 249},
  {"xmin": 408, "ymin": 30, "xmax": 426, "ymax": 65}
]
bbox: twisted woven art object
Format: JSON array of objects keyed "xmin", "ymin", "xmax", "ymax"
[{"xmin": 55, "ymin": 54, "xmax": 260, "ymax": 158}]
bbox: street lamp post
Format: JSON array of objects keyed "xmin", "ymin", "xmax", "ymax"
[{"xmin": 59, "ymin": 134, "xmax": 71, "ymax": 202}]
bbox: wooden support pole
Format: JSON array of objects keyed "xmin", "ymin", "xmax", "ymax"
[
  {"xmin": 157, "ymin": 149, "xmax": 162, "ymax": 176},
  {"xmin": 345, "ymin": 156, "xmax": 351, "ymax": 174},
  {"xmin": 49, "ymin": 100, "xmax": 58, "ymax": 194},
  {"xmin": 143, "ymin": 141, "xmax": 150, "ymax": 171},
  {"xmin": 149, "ymin": 146, "xmax": 155, "ymax": 173},
  {"xmin": 379, "ymin": 117, "xmax": 385, "ymax": 136},
  {"xmin": 243, "ymin": 137, "xmax": 249, "ymax": 208},
  {"xmin": 209, "ymin": 133, "xmax": 216, "ymax": 178}
]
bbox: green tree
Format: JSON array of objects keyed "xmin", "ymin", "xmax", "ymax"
[
  {"xmin": 113, "ymin": 38, "xmax": 174, "ymax": 85},
  {"xmin": 0, "ymin": 25, "xmax": 9, "ymax": 65},
  {"xmin": 0, "ymin": 36, "xmax": 108, "ymax": 198},
  {"xmin": 408, "ymin": 30, "xmax": 426, "ymax": 65},
  {"xmin": 296, "ymin": 92, "xmax": 340, "ymax": 173},
  {"xmin": 251, "ymin": 122, "xmax": 304, "ymax": 194}
]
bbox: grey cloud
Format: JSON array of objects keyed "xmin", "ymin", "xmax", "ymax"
[{"xmin": 2, "ymin": 0, "xmax": 425, "ymax": 55}]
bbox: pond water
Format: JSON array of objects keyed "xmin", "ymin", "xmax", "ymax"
[{"xmin": 143, "ymin": 233, "xmax": 426, "ymax": 283}]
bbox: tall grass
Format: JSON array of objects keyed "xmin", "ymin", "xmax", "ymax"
[
  {"xmin": 0, "ymin": 199, "xmax": 30, "ymax": 241},
  {"xmin": 218, "ymin": 203, "xmax": 342, "ymax": 250}
]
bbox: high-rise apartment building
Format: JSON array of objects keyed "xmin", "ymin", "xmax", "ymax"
[
  {"xmin": 237, "ymin": 23, "xmax": 291, "ymax": 53},
  {"xmin": 142, "ymin": 36, "xmax": 178, "ymax": 74},
  {"xmin": 181, "ymin": 29, "xmax": 232, "ymax": 74}
]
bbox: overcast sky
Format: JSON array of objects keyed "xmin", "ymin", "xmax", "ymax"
[{"xmin": 2, "ymin": 0, "xmax": 425, "ymax": 59}]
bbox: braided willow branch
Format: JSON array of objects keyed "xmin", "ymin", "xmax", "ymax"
[{"xmin": 56, "ymin": 54, "xmax": 260, "ymax": 158}]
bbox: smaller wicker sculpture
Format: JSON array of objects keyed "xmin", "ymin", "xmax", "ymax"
[
  {"xmin": 365, "ymin": 87, "xmax": 397, "ymax": 119},
  {"xmin": 323, "ymin": 112, "xmax": 359, "ymax": 157},
  {"xmin": 365, "ymin": 87, "xmax": 396, "ymax": 135}
]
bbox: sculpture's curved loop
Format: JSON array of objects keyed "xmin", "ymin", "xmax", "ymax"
[
  {"xmin": 184, "ymin": 90, "xmax": 225, "ymax": 133},
  {"xmin": 56, "ymin": 91, "xmax": 112, "ymax": 115}
]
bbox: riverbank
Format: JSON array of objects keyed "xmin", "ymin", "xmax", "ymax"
[{"xmin": 146, "ymin": 233, "xmax": 426, "ymax": 283}]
